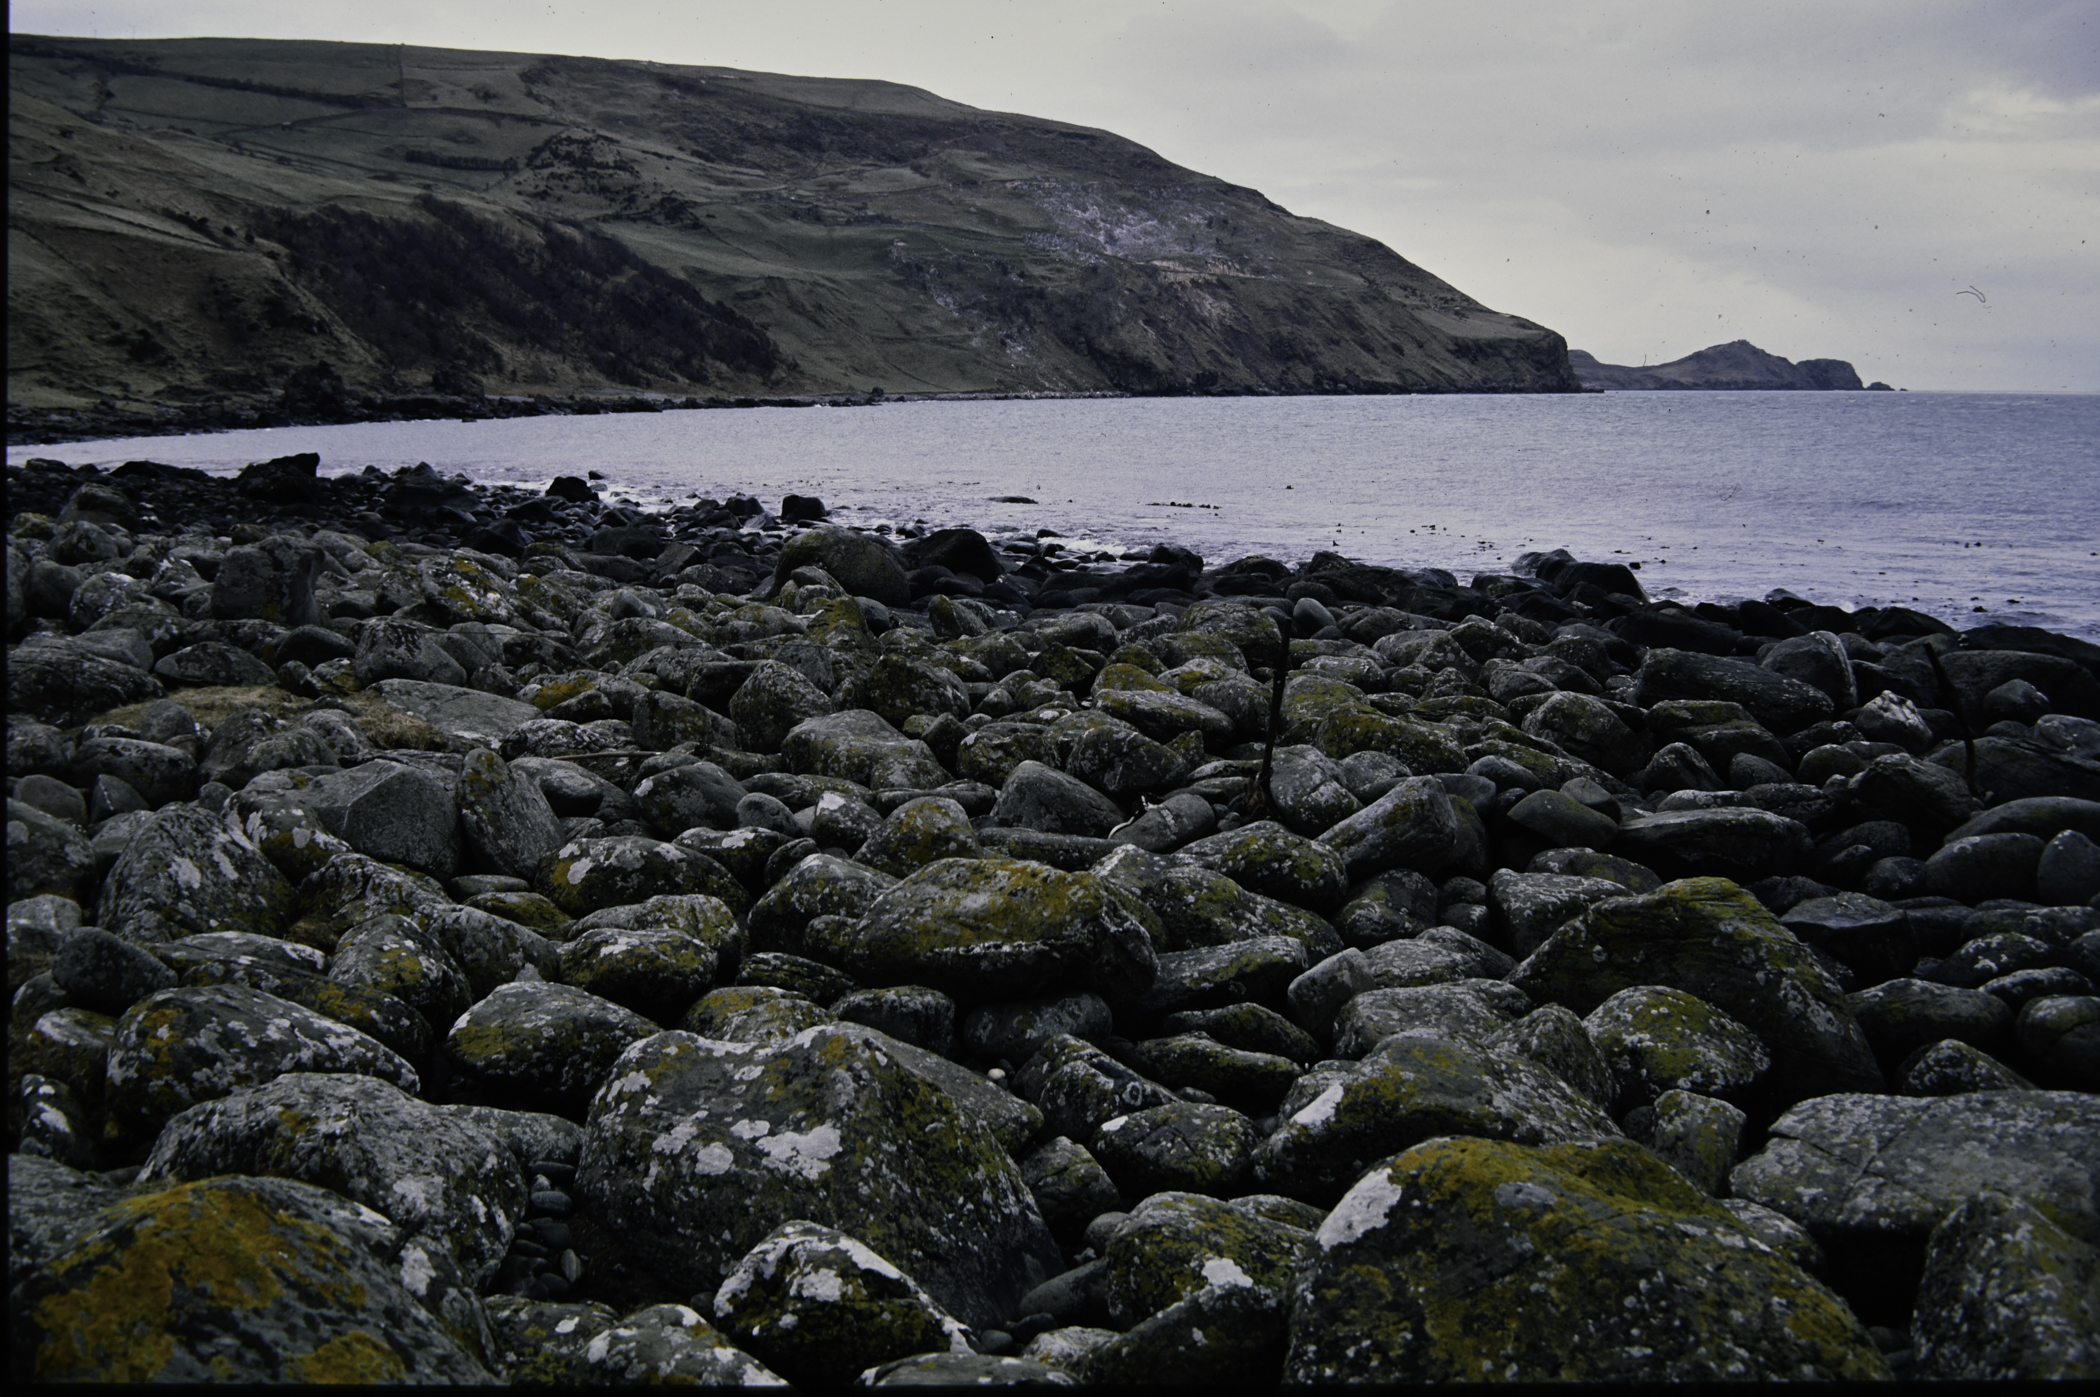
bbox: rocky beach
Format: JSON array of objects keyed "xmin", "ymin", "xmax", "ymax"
[{"xmin": 8, "ymin": 450, "xmax": 2098, "ymax": 1385}]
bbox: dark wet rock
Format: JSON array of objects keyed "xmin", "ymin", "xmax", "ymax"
[
  {"xmin": 559, "ymin": 926, "xmax": 722, "ymax": 1021},
  {"xmin": 2018, "ymin": 994, "xmax": 2099, "ymax": 1085},
  {"xmin": 1614, "ymin": 806, "xmax": 1812, "ymax": 882},
  {"xmin": 1331, "ymin": 980, "xmax": 1527, "ymax": 1059},
  {"xmin": 211, "ymin": 538, "xmax": 323, "ymax": 628},
  {"xmin": 681, "ymin": 984, "xmax": 836, "ymax": 1044},
  {"xmin": 456, "ymin": 746, "xmax": 566, "ymax": 879},
  {"xmin": 1635, "ymin": 647, "xmax": 1836, "ymax": 734},
  {"xmin": 1925, "ymin": 832, "xmax": 2044, "ymax": 902},
  {"xmin": 71, "ymin": 735, "xmax": 197, "ymax": 807},
  {"xmin": 330, "ymin": 913, "xmax": 473, "ymax": 1027},
  {"xmin": 1094, "ymin": 844, "xmax": 1339, "ymax": 959},
  {"xmin": 578, "ymin": 1024, "xmax": 1060, "ymax": 1329},
  {"xmin": 784, "ymin": 707, "xmax": 948, "ymax": 789},
  {"xmin": 8, "ymin": 799, "xmax": 98, "ymax": 905},
  {"xmin": 773, "ymin": 524, "xmax": 911, "ymax": 606},
  {"xmin": 1134, "ymin": 935, "xmax": 1308, "ymax": 1018},
  {"xmin": 1850, "ymin": 977, "xmax": 2015, "ymax": 1066},
  {"xmin": 1779, "ymin": 893, "xmax": 1918, "ymax": 987},
  {"xmin": 1507, "ymin": 786, "xmax": 1622, "ymax": 850},
  {"xmin": 1510, "ymin": 876, "xmax": 1884, "ymax": 1104},
  {"xmin": 1487, "ymin": 869, "xmax": 1629, "ymax": 958},
  {"xmin": 961, "ymin": 992, "xmax": 1114, "ymax": 1063},
  {"xmin": 992, "ymin": 760, "xmax": 1125, "ymax": 838},
  {"xmin": 1125, "ymin": 1032, "xmax": 1302, "ymax": 1111},
  {"xmin": 52, "ymin": 925, "xmax": 176, "ymax": 1014},
  {"xmin": 1018, "ymin": 1033, "xmax": 1183, "ymax": 1143},
  {"xmin": 747, "ymin": 852, "xmax": 896, "ymax": 957},
  {"xmin": 1583, "ymin": 985, "xmax": 1772, "ymax": 1114},
  {"xmin": 560, "ymin": 1302, "xmax": 785, "ymax": 1384},
  {"xmin": 533, "ymin": 834, "xmax": 747, "ymax": 919},
  {"xmin": 1285, "ymin": 1135, "xmax": 1886, "ymax": 1382},
  {"xmin": 1091, "ymin": 1101, "xmax": 1262, "ymax": 1198},
  {"xmin": 1488, "ymin": 1004, "xmax": 1617, "ymax": 1107}
]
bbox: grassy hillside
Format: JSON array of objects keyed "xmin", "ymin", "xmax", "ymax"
[{"xmin": 9, "ymin": 34, "xmax": 1576, "ymax": 433}]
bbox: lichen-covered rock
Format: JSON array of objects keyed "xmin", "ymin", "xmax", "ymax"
[
  {"xmin": 482, "ymin": 1297, "xmax": 620, "ymax": 1385},
  {"xmin": 1083, "ymin": 1280, "xmax": 1289, "ymax": 1386},
  {"xmin": 711, "ymin": 1221, "xmax": 971, "ymax": 1387},
  {"xmin": 7, "ymin": 642, "xmax": 164, "ymax": 726},
  {"xmin": 10, "ymin": 1173, "xmax": 495, "ymax": 1383},
  {"xmin": 1635, "ymin": 647, "xmax": 1836, "ymax": 734},
  {"xmin": 533, "ymin": 834, "xmax": 748, "ymax": 918},
  {"xmin": 831, "ymin": 1021, "xmax": 1044, "ymax": 1152},
  {"xmin": 1613, "ymin": 807, "xmax": 1813, "ymax": 882},
  {"xmin": 104, "ymin": 983, "xmax": 419, "ymax": 1139},
  {"xmin": 681, "ymin": 985, "xmax": 837, "ymax": 1044},
  {"xmin": 329, "ymin": 913, "xmax": 474, "ymax": 1028},
  {"xmin": 1251, "ymin": 1032, "xmax": 1620, "ymax": 1205},
  {"xmin": 1091, "ymin": 1101, "xmax": 1262, "ymax": 1199},
  {"xmin": 1848, "ymin": 977, "xmax": 2014, "ymax": 1064},
  {"xmin": 856, "ymin": 795, "xmax": 981, "ymax": 879},
  {"xmin": 865, "ymin": 1352, "xmax": 1077, "ymax": 1386},
  {"xmin": 1488, "ymin": 869, "xmax": 1631, "ymax": 959},
  {"xmin": 1634, "ymin": 1088, "xmax": 1748, "ymax": 1196},
  {"xmin": 8, "ymin": 1155, "xmax": 128, "ymax": 1288},
  {"xmin": 783, "ymin": 708, "xmax": 948, "ymax": 789},
  {"xmin": 1509, "ymin": 877, "xmax": 1883, "ymax": 1105},
  {"xmin": 175, "ymin": 955, "xmax": 437, "ymax": 1069},
  {"xmin": 1522, "ymin": 691, "xmax": 1648, "ymax": 776},
  {"xmin": 955, "ymin": 721, "xmax": 1061, "ymax": 787},
  {"xmin": 1177, "ymin": 820, "xmax": 1348, "ymax": 913},
  {"xmin": 1094, "ymin": 844, "xmax": 1339, "ymax": 960},
  {"xmin": 52, "ymin": 926, "xmax": 176, "ymax": 1014},
  {"xmin": 138, "ymin": 1072, "xmax": 525, "ymax": 1287},
  {"xmin": 835, "ymin": 856, "xmax": 1157, "ymax": 1004},
  {"xmin": 1061, "ymin": 710, "xmax": 1191, "ymax": 798},
  {"xmin": 1125, "ymin": 1033, "xmax": 1301, "ymax": 1112},
  {"xmin": 746, "ymin": 852, "xmax": 894, "ymax": 957},
  {"xmin": 70, "ymin": 735, "xmax": 198, "ymax": 807},
  {"xmin": 456, "ymin": 746, "xmax": 565, "ymax": 880},
  {"xmin": 285, "ymin": 852, "xmax": 451, "ymax": 952},
  {"xmin": 1021, "ymin": 1136, "xmax": 1123, "ymax": 1246},
  {"xmin": 1314, "ymin": 776, "xmax": 1457, "ymax": 878},
  {"xmin": 1284, "ymin": 1136, "xmax": 1887, "ymax": 1382},
  {"xmin": 1582, "ymin": 985, "xmax": 1772, "ymax": 1114},
  {"xmin": 729, "ymin": 660, "xmax": 836, "ymax": 754},
  {"xmin": 1331, "ymin": 980, "xmax": 1528, "ymax": 1059},
  {"xmin": 1018, "ymin": 1034, "xmax": 1183, "ymax": 1143},
  {"xmin": 1895, "ymin": 1037, "xmax": 2034, "ymax": 1096},
  {"xmin": 1101, "ymin": 1190, "xmax": 1310, "ymax": 1328},
  {"xmin": 633, "ymin": 760, "xmax": 748, "ymax": 839},
  {"xmin": 571, "ymin": 1303, "xmax": 788, "ymax": 1385},
  {"xmin": 421, "ymin": 904, "xmax": 561, "ymax": 999},
  {"xmin": 96, "ymin": 805, "xmax": 296, "ymax": 945},
  {"xmin": 1137, "ymin": 936, "xmax": 1310, "ymax": 1019},
  {"xmin": 1730, "ymin": 1090, "xmax": 2100, "ymax": 1252},
  {"xmin": 577, "ymin": 1025, "xmax": 1061, "ymax": 1329},
  {"xmin": 1487, "ymin": 1004, "xmax": 1617, "ymax": 1107},
  {"xmin": 444, "ymin": 982, "xmax": 657, "ymax": 1114},
  {"xmin": 992, "ymin": 759, "xmax": 1126, "ymax": 837},
  {"xmin": 2019, "ymin": 994, "xmax": 2100, "ymax": 1086},
  {"xmin": 1912, "ymin": 1190, "xmax": 2099, "ymax": 1380},
  {"xmin": 559, "ymin": 926, "xmax": 721, "ymax": 1022}
]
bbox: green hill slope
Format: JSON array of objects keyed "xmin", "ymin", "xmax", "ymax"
[{"xmin": 9, "ymin": 34, "xmax": 1575, "ymax": 435}]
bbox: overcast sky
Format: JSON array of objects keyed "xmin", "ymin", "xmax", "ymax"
[{"xmin": 18, "ymin": 1, "xmax": 2098, "ymax": 391}]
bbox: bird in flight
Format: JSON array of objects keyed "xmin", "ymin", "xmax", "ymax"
[{"xmin": 1956, "ymin": 286, "xmax": 1987, "ymax": 303}]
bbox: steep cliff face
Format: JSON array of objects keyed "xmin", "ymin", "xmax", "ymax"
[
  {"xmin": 9, "ymin": 34, "xmax": 1575, "ymax": 432},
  {"xmin": 1569, "ymin": 342, "xmax": 1869, "ymax": 391}
]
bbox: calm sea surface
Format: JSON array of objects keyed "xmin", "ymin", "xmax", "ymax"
[{"xmin": 15, "ymin": 391, "xmax": 2099, "ymax": 638}]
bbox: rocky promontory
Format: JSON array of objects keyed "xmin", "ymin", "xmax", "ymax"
[
  {"xmin": 9, "ymin": 453, "xmax": 2098, "ymax": 1384},
  {"xmin": 8, "ymin": 33, "xmax": 1575, "ymax": 447},
  {"xmin": 1571, "ymin": 340, "xmax": 1892, "ymax": 392}
]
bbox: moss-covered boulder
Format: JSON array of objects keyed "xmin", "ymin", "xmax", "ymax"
[
  {"xmin": 285, "ymin": 852, "xmax": 450, "ymax": 953},
  {"xmin": 991, "ymin": 759, "xmax": 1127, "ymax": 837},
  {"xmin": 483, "ymin": 1297, "xmax": 620, "ymax": 1386},
  {"xmin": 783, "ymin": 708, "xmax": 948, "ymax": 789},
  {"xmin": 532, "ymin": 834, "xmax": 747, "ymax": 918},
  {"xmin": 137, "ymin": 1071, "xmax": 525, "ymax": 1287},
  {"xmin": 711, "ymin": 1220, "xmax": 971, "ymax": 1387},
  {"xmin": 176, "ymin": 955, "xmax": 437, "ymax": 1071},
  {"xmin": 844, "ymin": 651, "xmax": 974, "ymax": 731},
  {"xmin": 1509, "ymin": 877, "xmax": 1883, "ymax": 1105},
  {"xmin": 558, "ymin": 927, "xmax": 722, "ymax": 1022},
  {"xmin": 1083, "ymin": 1280, "xmax": 1288, "ymax": 1387},
  {"xmin": 10, "ymin": 1173, "xmax": 495, "ymax": 1383},
  {"xmin": 1060, "ymin": 710, "xmax": 1191, "ymax": 797},
  {"xmin": 628, "ymin": 689, "xmax": 740, "ymax": 753},
  {"xmin": 1613, "ymin": 807, "xmax": 1814, "ymax": 883},
  {"xmin": 1177, "ymin": 820, "xmax": 1348, "ymax": 914},
  {"xmin": 1126, "ymin": 1033, "xmax": 1302, "ymax": 1113},
  {"xmin": 1521, "ymin": 691, "xmax": 1647, "ymax": 776},
  {"xmin": 577, "ymin": 1025, "xmax": 1061, "ymax": 1329},
  {"xmin": 104, "ymin": 983, "xmax": 419, "ymax": 1141},
  {"xmin": 1251, "ymin": 1032, "xmax": 1620, "ymax": 1205},
  {"xmin": 1311, "ymin": 706, "xmax": 1470, "ymax": 774},
  {"xmin": 444, "ymin": 982, "xmax": 657, "ymax": 1114},
  {"xmin": 566, "ymin": 1302, "xmax": 787, "ymax": 1384},
  {"xmin": 1093, "ymin": 686, "xmax": 1235, "ymax": 744},
  {"xmin": 1331, "ymin": 980, "xmax": 1528, "ymax": 1059},
  {"xmin": 835, "ymin": 856, "xmax": 1157, "ymax": 1003},
  {"xmin": 1284, "ymin": 1136, "xmax": 1887, "ymax": 1381},
  {"xmin": 1315, "ymin": 776, "xmax": 1457, "ymax": 878},
  {"xmin": 97, "ymin": 805, "xmax": 296, "ymax": 945}
]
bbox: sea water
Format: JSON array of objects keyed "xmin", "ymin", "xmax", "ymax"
[{"xmin": 14, "ymin": 391, "xmax": 2098, "ymax": 638}]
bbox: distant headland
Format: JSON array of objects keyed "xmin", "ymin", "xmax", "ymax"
[{"xmin": 1569, "ymin": 341, "xmax": 1895, "ymax": 392}]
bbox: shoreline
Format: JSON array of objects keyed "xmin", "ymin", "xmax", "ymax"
[{"xmin": 9, "ymin": 452, "xmax": 2098, "ymax": 1383}]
